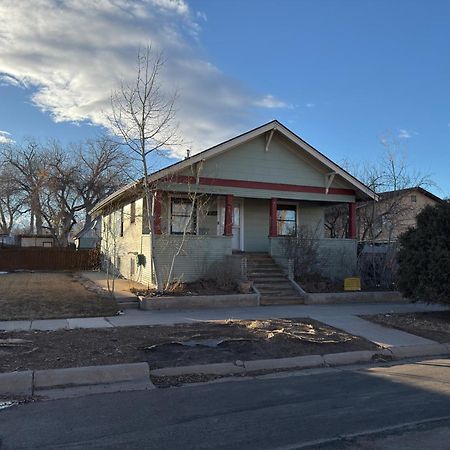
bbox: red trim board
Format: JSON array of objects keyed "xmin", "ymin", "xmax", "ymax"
[{"xmin": 167, "ymin": 176, "xmax": 355, "ymax": 197}]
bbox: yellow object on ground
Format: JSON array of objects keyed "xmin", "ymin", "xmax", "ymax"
[{"xmin": 344, "ymin": 277, "xmax": 361, "ymax": 291}]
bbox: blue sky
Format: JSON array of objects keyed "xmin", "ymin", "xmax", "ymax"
[{"xmin": 0, "ymin": 0, "xmax": 449, "ymax": 195}]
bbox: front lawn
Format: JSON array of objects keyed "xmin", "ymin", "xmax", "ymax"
[
  {"xmin": 0, "ymin": 318, "xmax": 379, "ymax": 373},
  {"xmin": 361, "ymin": 311, "xmax": 450, "ymax": 343},
  {"xmin": 0, "ymin": 272, "xmax": 119, "ymax": 321}
]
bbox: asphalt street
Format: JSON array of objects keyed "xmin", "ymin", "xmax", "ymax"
[{"xmin": 1, "ymin": 358, "xmax": 449, "ymax": 449}]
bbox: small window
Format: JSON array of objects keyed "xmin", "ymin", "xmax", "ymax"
[
  {"xmin": 120, "ymin": 208, "xmax": 124, "ymax": 237},
  {"xmin": 171, "ymin": 198, "xmax": 197, "ymax": 235},
  {"xmin": 411, "ymin": 195, "xmax": 417, "ymax": 203},
  {"xmin": 130, "ymin": 257, "xmax": 135, "ymax": 277},
  {"xmin": 130, "ymin": 201, "xmax": 136, "ymax": 224},
  {"xmin": 142, "ymin": 198, "xmax": 150, "ymax": 235},
  {"xmin": 277, "ymin": 204, "xmax": 297, "ymax": 236}
]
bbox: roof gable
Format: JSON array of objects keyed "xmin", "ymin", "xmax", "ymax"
[
  {"xmin": 148, "ymin": 120, "xmax": 376, "ymax": 200},
  {"xmin": 91, "ymin": 120, "xmax": 376, "ymax": 215}
]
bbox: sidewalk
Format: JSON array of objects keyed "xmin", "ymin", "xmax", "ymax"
[{"xmin": 1, "ymin": 302, "xmax": 447, "ymax": 348}]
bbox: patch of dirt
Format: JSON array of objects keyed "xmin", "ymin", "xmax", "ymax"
[
  {"xmin": 131, "ymin": 278, "xmax": 239, "ymax": 297},
  {"xmin": 361, "ymin": 311, "xmax": 450, "ymax": 343},
  {"xmin": 0, "ymin": 318, "xmax": 379, "ymax": 373},
  {"xmin": 0, "ymin": 272, "xmax": 119, "ymax": 320}
]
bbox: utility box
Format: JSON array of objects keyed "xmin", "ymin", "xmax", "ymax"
[{"xmin": 344, "ymin": 277, "xmax": 361, "ymax": 291}]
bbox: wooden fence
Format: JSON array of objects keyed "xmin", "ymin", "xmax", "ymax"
[{"xmin": 0, "ymin": 248, "xmax": 100, "ymax": 271}]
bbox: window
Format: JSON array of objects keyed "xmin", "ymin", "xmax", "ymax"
[
  {"xmin": 170, "ymin": 198, "xmax": 197, "ymax": 235},
  {"xmin": 142, "ymin": 198, "xmax": 150, "ymax": 235},
  {"xmin": 411, "ymin": 195, "xmax": 417, "ymax": 203},
  {"xmin": 277, "ymin": 204, "xmax": 297, "ymax": 236},
  {"xmin": 130, "ymin": 257, "xmax": 135, "ymax": 277},
  {"xmin": 120, "ymin": 208, "xmax": 124, "ymax": 237},
  {"xmin": 130, "ymin": 201, "xmax": 136, "ymax": 224}
]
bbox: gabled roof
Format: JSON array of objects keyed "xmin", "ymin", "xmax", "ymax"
[
  {"xmin": 91, "ymin": 120, "xmax": 377, "ymax": 215},
  {"xmin": 380, "ymin": 186, "xmax": 444, "ymax": 204}
]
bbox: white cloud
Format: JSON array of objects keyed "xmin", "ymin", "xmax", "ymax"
[
  {"xmin": 0, "ymin": 0, "xmax": 288, "ymax": 157},
  {"xmin": 398, "ymin": 129, "xmax": 412, "ymax": 139},
  {"xmin": 196, "ymin": 11, "xmax": 207, "ymax": 22},
  {"xmin": 306, "ymin": 103, "xmax": 315, "ymax": 108},
  {"xmin": 0, "ymin": 74, "xmax": 22, "ymax": 87},
  {"xmin": 254, "ymin": 94, "xmax": 288, "ymax": 109},
  {"xmin": 0, "ymin": 130, "xmax": 14, "ymax": 144}
]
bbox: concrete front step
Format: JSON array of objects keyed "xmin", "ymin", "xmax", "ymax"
[
  {"xmin": 251, "ymin": 277, "xmax": 289, "ymax": 282},
  {"xmin": 258, "ymin": 292, "xmax": 300, "ymax": 298},
  {"xmin": 249, "ymin": 269, "xmax": 285, "ymax": 275},
  {"xmin": 247, "ymin": 262, "xmax": 279, "ymax": 267},
  {"xmin": 255, "ymin": 284, "xmax": 297, "ymax": 290}
]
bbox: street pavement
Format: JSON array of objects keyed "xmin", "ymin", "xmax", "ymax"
[{"xmin": 1, "ymin": 358, "xmax": 449, "ymax": 449}]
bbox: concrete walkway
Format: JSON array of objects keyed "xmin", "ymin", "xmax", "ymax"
[{"xmin": 1, "ymin": 302, "xmax": 447, "ymax": 348}]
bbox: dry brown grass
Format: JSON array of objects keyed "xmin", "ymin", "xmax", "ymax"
[{"xmin": 0, "ymin": 272, "xmax": 119, "ymax": 321}]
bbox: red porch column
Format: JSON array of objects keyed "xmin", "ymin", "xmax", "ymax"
[
  {"xmin": 153, "ymin": 191, "xmax": 162, "ymax": 235},
  {"xmin": 269, "ymin": 197, "xmax": 278, "ymax": 237},
  {"xmin": 224, "ymin": 194, "xmax": 233, "ymax": 236},
  {"xmin": 348, "ymin": 202, "xmax": 356, "ymax": 239}
]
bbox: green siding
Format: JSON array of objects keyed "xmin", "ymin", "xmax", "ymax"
[
  {"xmin": 153, "ymin": 235, "xmax": 232, "ymax": 283},
  {"xmin": 298, "ymin": 203, "xmax": 325, "ymax": 238},
  {"xmin": 270, "ymin": 237, "xmax": 357, "ymax": 280},
  {"xmin": 192, "ymin": 135, "xmax": 326, "ymax": 186},
  {"xmin": 171, "ymin": 134, "xmax": 356, "ymax": 203},
  {"xmin": 101, "ymin": 198, "xmax": 152, "ymax": 285}
]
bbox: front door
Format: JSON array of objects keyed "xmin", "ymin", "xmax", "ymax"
[{"xmin": 232, "ymin": 200, "xmax": 243, "ymax": 251}]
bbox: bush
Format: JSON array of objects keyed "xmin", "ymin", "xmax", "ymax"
[
  {"xmin": 398, "ymin": 201, "xmax": 450, "ymax": 303},
  {"xmin": 281, "ymin": 227, "xmax": 320, "ymax": 280}
]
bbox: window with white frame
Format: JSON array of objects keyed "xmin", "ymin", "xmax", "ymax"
[
  {"xmin": 170, "ymin": 197, "xmax": 197, "ymax": 235},
  {"xmin": 277, "ymin": 204, "xmax": 297, "ymax": 236}
]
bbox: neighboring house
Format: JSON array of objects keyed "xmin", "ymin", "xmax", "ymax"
[
  {"xmin": 357, "ymin": 187, "xmax": 443, "ymax": 243},
  {"xmin": 90, "ymin": 120, "xmax": 376, "ymax": 285},
  {"xmin": 18, "ymin": 234, "xmax": 55, "ymax": 247},
  {"xmin": 73, "ymin": 219, "xmax": 101, "ymax": 249}
]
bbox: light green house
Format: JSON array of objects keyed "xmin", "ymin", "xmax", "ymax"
[{"xmin": 91, "ymin": 120, "xmax": 376, "ymax": 287}]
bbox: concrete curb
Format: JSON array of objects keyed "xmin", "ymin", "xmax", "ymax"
[
  {"xmin": 383, "ymin": 343, "xmax": 449, "ymax": 359},
  {"xmin": 323, "ymin": 350, "xmax": 377, "ymax": 366},
  {"xmin": 149, "ymin": 345, "xmax": 450, "ymax": 377},
  {"xmin": 150, "ymin": 362, "xmax": 246, "ymax": 377},
  {"xmin": 0, "ymin": 363, "xmax": 153, "ymax": 398},
  {"xmin": 0, "ymin": 370, "xmax": 33, "ymax": 396},
  {"xmin": 2, "ymin": 344, "xmax": 449, "ymax": 397}
]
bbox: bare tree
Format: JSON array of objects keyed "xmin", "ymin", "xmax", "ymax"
[
  {"xmin": 109, "ymin": 46, "xmax": 180, "ymax": 291},
  {"xmin": 1, "ymin": 137, "xmax": 131, "ymax": 244},
  {"xmin": 2, "ymin": 139, "xmax": 46, "ymax": 234},
  {"xmin": 325, "ymin": 135, "xmax": 434, "ymax": 242},
  {"xmin": 0, "ymin": 156, "xmax": 28, "ymax": 234},
  {"xmin": 74, "ymin": 137, "xmax": 132, "ymax": 233}
]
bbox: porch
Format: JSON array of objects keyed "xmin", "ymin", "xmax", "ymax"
[{"xmin": 151, "ymin": 193, "xmax": 358, "ymax": 283}]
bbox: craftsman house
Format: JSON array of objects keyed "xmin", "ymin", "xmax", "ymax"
[{"xmin": 91, "ymin": 120, "xmax": 376, "ymax": 287}]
